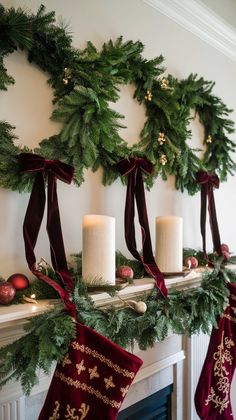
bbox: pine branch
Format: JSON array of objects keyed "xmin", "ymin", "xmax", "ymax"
[{"xmin": 0, "ymin": 310, "xmax": 75, "ymax": 395}]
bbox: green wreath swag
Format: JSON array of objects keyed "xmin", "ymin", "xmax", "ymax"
[{"xmin": 0, "ymin": 4, "xmax": 235, "ymax": 194}]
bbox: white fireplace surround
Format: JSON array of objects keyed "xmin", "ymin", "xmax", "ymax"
[{"xmin": 0, "ymin": 269, "xmax": 235, "ymax": 420}]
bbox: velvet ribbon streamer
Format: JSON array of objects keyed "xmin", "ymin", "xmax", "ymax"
[
  {"xmin": 19, "ymin": 152, "xmax": 76, "ymax": 317},
  {"xmin": 116, "ymin": 157, "xmax": 167, "ymax": 298},
  {"xmin": 196, "ymin": 171, "xmax": 222, "ymax": 260}
]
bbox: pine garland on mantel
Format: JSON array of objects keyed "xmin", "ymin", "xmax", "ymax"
[
  {"xmin": 1, "ymin": 252, "xmax": 236, "ymax": 395},
  {"xmin": 0, "ymin": 4, "xmax": 235, "ymax": 194}
]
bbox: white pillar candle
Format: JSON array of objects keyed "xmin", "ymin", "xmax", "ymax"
[
  {"xmin": 82, "ymin": 215, "xmax": 116, "ymax": 285},
  {"xmin": 155, "ymin": 216, "xmax": 183, "ymax": 273}
]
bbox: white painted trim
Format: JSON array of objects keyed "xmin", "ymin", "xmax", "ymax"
[
  {"xmin": 133, "ymin": 350, "xmax": 185, "ymax": 383},
  {"xmin": 172, "ymin": 360, "xmax": 184, "ymax": 420},
  {"xmin": 184, "ymin": 333, "xmax": 210, "ymax": 420},
  {"xmin": 143, "ymin": 0, "xmax": 236, "ymax": 62},
  {"xmin": 0, "ymin": 369, "xmax": 53, "ymax": 402},
  {"xmin": 0, "ymin": 396, "xmax": 25, "ymax": 420}
]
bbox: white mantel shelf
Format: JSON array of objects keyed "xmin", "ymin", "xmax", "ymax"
[
  {"xmin": 0, "ymin": 268, "xmax": 206, "ymax": 329},
  {"xmin": 91, "ymin": 268, "xmax": 203, "ymax": 308}
]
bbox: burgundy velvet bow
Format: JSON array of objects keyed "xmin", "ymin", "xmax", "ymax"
[
  {"xmin": 19, "ymin": 153, "xmax": 76, "ymax": 317},
  {"xmin": 116, "ymin": 157, "xmax": 167, "ymax": 298},
  {"xmin": 196, "ymin": 171, "xmax": 222, "ymax": 259}
]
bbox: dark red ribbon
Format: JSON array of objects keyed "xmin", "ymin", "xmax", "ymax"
[
  {"xmin": 116, "ymin": 157, "xmax": 168, "ymax": 298},
  {"xmin": 19, "ymin": 153, "xmax": 76, "ymax": 317},
  {"xmin": 196, "ymin": 171, "xmax": 222, "ymax": 260}
]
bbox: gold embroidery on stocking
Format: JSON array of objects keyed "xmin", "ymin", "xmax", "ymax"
[
  {"xmin": 205, "ymin": 387, "xmax": 229, "ymax": 414},
  {"xmin": 65, "ymin": 403, "xmax": 90, "ymax": 419},
  {"xmin": 71, "ymin": 341, "xmax": 135, "ymax": 378},
  {"xmin": 120, "ymin": 385, "xmax": 129, "ymax": 397},
  {"xmin": 55, "ymin": 370, "xmax": 122, "ymax": 409},
  {"xmin": 49, "ymin": 400, "xmax": 60, "ymax": 420},
  {"xmin": 76, "ymin": 359, "xmax": 86, "ymax": 375},
  {"xmin": 62, "ymin": 353, "xmax": 72, "ymax": 367},
  {"xmin": 225, "ymin": 337, "xmax": 234, "ymax": 348},
  {"xmin": 78, "ymin": 403, "xmax": 90, "ymax": 420},
  {"xmin": 88, "ymin": 365, "xmax": 100, "ymax": 379},
  {"xmin": 104, "ymin": 375, "xmax": 115, "ymax": 390},
  {"xmin": 205, "ymin": 333, "xmax": 234, "ymax": 414}
]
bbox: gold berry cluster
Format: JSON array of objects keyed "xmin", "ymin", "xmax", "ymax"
[
  {"xmin": 158, "ymin": 132, "xmax": 165, "ymax": 145},
  {"xmin": 206, "ymin": 135, "xmax": 212, "ymax": 143},
  {"xmin": 145, "ymin": 90, "xmax": 152, "ymax": 101},
  {"xmin": 62, "ymin": 67, "xmax": 72, "ymax": 85},
  {"xmin": 159, "ymin": 154, "xmax": 167, "ymax": 165},
  {"xmin": 161, "ymin": 78, "xmax": 169, "ymax": 89}
]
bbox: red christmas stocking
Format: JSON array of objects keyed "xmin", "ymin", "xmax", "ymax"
[
  {"xmin": 38, "ymin": 322, "xmax": 143, "ymax": 420},
  {"xmin": 195, "ymin": 281, "xmax": 236, "ymax": 419}
]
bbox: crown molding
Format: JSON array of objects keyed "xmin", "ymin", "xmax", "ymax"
[{"xmin": 143, "ymin": 0, "xmax": 236, "ymax": 62}]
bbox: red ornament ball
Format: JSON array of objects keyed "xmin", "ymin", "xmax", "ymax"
[
  {"xmin": 184, "ymin": 256, "xmax": 198, "ymax": 269},
  {"xmin": 116, "ymin": 265, "xmax": 134, "ymax": 279},
  {"xmin": 221, "ymin": 243, "xmax": 229, "ymax": 253},
  {"xmin": 7, "ymin": 273, "xmax": 29, "ymax": 290},
  {"xmin": 222, "ymin": 250, "xmax": 230, "ymax": 261},
  {"xmin": 0, "ymin": 282, "xmax": 16, "ymax": 304}
]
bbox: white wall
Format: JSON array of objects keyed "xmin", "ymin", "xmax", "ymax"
[{"xmin": 0, "ymin": 0, "xmax": 236, "ymax": 278}]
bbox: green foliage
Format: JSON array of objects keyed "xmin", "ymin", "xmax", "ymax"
[
  {"xmin": 0, "ymin": 310, "xmax": 75, "ymax": 395},
  {"xmin": 174, "ymin": 74, "xmax": 236, "ymax": 194},
  {"xmin": 0, "ymin": 57, "xmax": 14, "ymax": 90},
  {"xmin": 0, "ymin": 261, "xmax": 234, "ymax": 395},
  {"xmin": 11, "ymin": 265, "xmax": 64, "ymax": 304},
  {"xmin": 71, "ymin": 266, "xmax": 230, "ymax": 350},
  {"xmin": 183, "ymin": 247, "xmax": 236, "ymax": 267},
  {"xmin": 0, "ymin": 5, "xmax": 235, "ymax": 193},
  {"xmin": 0, "ymin": 4, "xmax": 33, "ymax": 53}
]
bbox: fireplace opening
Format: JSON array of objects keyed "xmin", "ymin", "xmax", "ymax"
[{"xmin": 118, "ymin": 384, "xmax": 173, "ymax": 419}]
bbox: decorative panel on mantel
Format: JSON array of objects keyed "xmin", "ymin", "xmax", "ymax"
[{"xmin": 0, "ymin": 397, "xmax": 25, "ymax": 420}]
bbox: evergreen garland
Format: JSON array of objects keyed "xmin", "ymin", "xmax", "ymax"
[
  {"xmin": 0, "ymin": 4, "xmax": 235, "ymax": 194},
  {"xmin": 1, "ymin": 263, "xmax": 235, "ymax": 395},
  {"xmin": 0, "ymin": 310, "xmax": 75, "ymax": 395},
  {"xmin": 174, "ymin": 75, "xmax": 236, "ymax": 194}
]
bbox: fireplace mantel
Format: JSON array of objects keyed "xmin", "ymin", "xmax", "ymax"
[
  {"xmin": 0, "ymin": 268, "xmax": 203, "ymax": 331},
  {"xmin": 0, "ymin": 268, "xmax": 219, "ymax": 420}
]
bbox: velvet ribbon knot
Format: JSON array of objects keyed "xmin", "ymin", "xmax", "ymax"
[
  {"xmin": 118, "ymin": 157, "xmax": 153, "ymax": 177},
  {"xmin": 19, "ymin": 153, "xmax": 74, "ymax": 183},
  {"xmin": 116, "ymin": 157, "xmax": 167, "ymax": 298},
  {"xmin": 19, "ymin": 152, "xmax": 76, "ymax": 317},
  {"xmin": 196, "ymin": 171, "xmax": 222, "ymax": 259}
]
